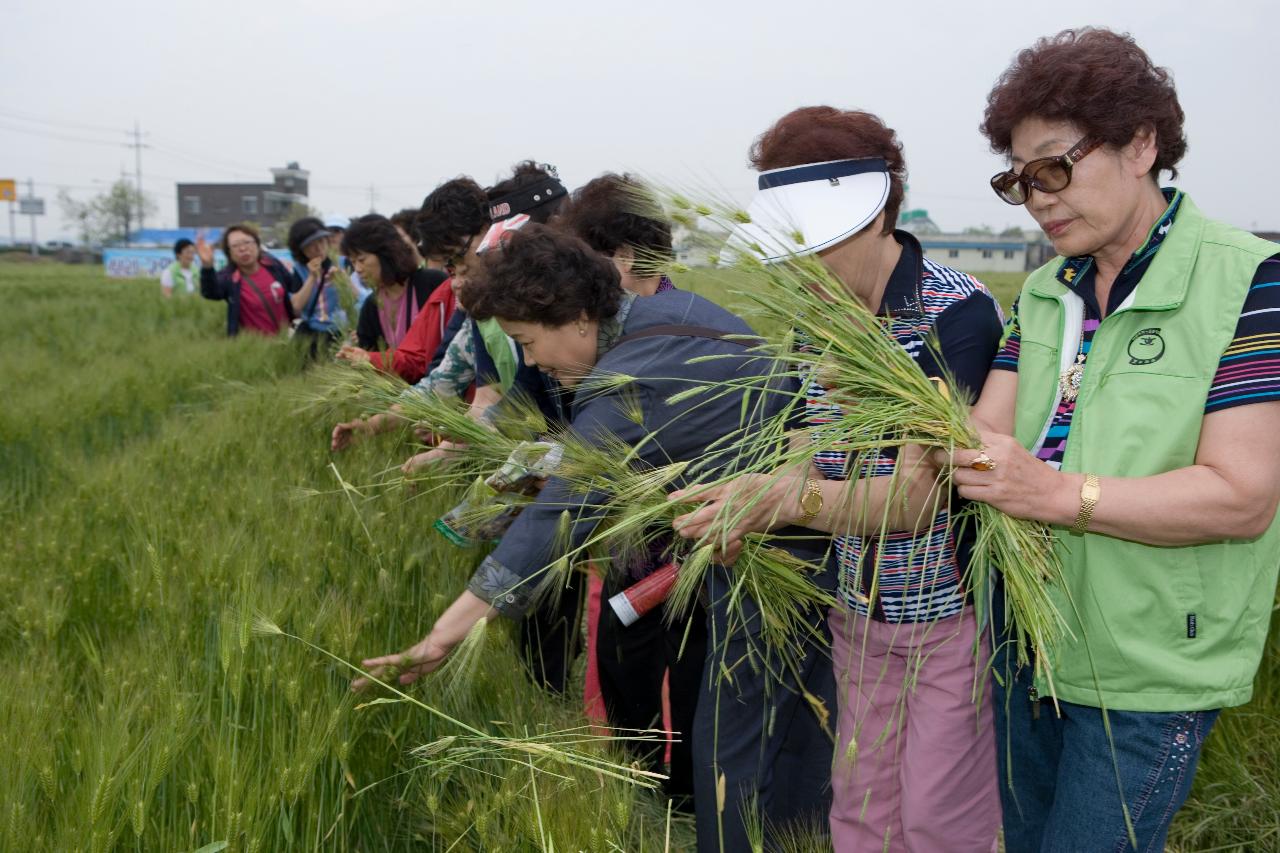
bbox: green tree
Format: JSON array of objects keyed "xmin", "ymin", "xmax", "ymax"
[
  {"xmin": 1000, "ymin": 225, "xmax": 1025, "ymax": 237},
  {"xmin": 95, "ymin": 180, "xmax": 156, "ymax": 244},
  {"xmin": 963, "ymin": 224, "xmax": 995, "ymax": 236},
  {"xmin": 57, "ymin": 189, "xmax": 96, "ymax": 246},
  {"xmin": 57, "ymin": 181, "xmax": 156, "ymax": 246}
]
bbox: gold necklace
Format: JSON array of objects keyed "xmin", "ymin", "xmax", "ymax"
[{"xmin": 1059, "ymin": 333, "xmax": 1086, "ymax": 403}]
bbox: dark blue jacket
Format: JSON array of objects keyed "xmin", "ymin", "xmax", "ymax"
[
  {"xmin": 467, "ymin": 290, "xmax": 834, "ymax": 628},
  {"xmin": 199, "ymin": 255, "xmax": 298, "ymax": 336}
]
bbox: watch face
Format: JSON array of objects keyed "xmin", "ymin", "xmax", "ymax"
[{"xmin": 801, "ymin": 489, "xmax": 823, "ymax": 515}]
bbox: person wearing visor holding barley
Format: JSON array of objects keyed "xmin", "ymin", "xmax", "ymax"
[
  {"xmin": 945, "ymin": 28, "xmax": 1280, "ymax": 852},
  {"xmin": 672, "ymin": 106, "xmax": 1005, "ymax": 851}
]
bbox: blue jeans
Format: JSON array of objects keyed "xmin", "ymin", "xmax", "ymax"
[{"xmin": 993, "ymin": 659, "xmax": 1218, "ymax": 853}]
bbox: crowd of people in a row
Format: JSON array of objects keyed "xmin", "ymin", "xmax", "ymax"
[{"xmin": 182, "ymin": 27, "xmax": 1280, "ymax": 853}]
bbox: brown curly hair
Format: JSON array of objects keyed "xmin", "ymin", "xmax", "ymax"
[
  {"xmin": 414, "ymin": 177, "xmax": 490, "ymax": 261},
  {"xmin": 749, "ymin": 107, "xmax": 906, "ymax": 235},
  {"xmin": 558, "ymin": 173, "xmax": 673, "ymax": 269},
  {"xmin": 981, "ymin": 28, "xmax": 1187, "ymax": 179},
  {"xmin": 461, "ymin": 224, "xmax": 622, "ymax": 326}
]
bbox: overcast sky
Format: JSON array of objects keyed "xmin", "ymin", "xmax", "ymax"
[{"xmin": 4, "ymin": 0, "xmax": 1277, "ymax": 241}]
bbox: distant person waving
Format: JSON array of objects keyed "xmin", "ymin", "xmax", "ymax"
[{"xmin": 197, "ymin": 224, "xmax": 297, "ymax": 336}]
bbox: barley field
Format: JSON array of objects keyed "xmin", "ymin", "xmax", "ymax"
[{"xmin": 1, "ymin": 260, "xmax": 1275, "ymax": 851}]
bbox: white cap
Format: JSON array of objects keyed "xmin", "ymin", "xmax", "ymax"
[{"xmin": 723, "ymin": 157, "xmax": 891, "ymax": 263}]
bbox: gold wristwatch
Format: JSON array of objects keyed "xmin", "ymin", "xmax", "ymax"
[
  {"xmin": 796, "ymin": 478, "xmax": 824, "ymax": 525},
  {"xmin": 1072, "ymin": 473, "xmax": 1100, "ymax": 534}
]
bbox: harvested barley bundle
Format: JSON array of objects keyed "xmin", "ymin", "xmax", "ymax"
[{"xmin": 636, "ymin": 188, "xmax": 1069, "ymax": 683}]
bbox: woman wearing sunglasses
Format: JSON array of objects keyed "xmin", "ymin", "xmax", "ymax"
[{"xmin": 946, "ymin": 27, "xmax": 1280, "ymax": 852}]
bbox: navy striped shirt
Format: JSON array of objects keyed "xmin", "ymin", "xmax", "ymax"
[{"xmin": 806, "ymin": 233, "xmax": 1003, "ymax": 622}]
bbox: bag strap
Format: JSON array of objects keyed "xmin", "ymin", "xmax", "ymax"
[
  {"xmin": 612, "ymin": 324, "xmax": 760, "ymax": 349},
  {"xmin": 239, "ymin": 268, "xmax": 283, "ymax": 329}
]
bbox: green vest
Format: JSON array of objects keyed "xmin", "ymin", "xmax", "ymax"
[
  {"xmin": 1012, "ymin": 195, "xmax": 1280, "ymax": 711},
  {"xmin": 167, "ymin": 261, "xmax": 198, "ymax": 294},
  {"xmin": 476, "ymin": 317, "xmax": 518, "ymax": 391}
]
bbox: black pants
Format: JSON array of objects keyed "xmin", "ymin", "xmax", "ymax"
[
  {"xmin": 596, "ymin": 571, "xmax": 707, "ymax": 800},
  {"xmin": 517, "ymin": 576, "xmax": 585, "ymax": 694},
  {"xmin": 692, "ymin": 566, "xmax": 835, "ymax": 852}
]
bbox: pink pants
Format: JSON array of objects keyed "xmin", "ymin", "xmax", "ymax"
[{"xmin": 829, "ymin": 607, "xmax": 1001, "ymax": 853}]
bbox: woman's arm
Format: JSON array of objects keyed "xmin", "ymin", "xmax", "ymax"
[
  {"xmin": 289, "ymin": 258, "xmax": 324, "ymax": 314},
  {"xmin": 948, "ymin": 401, "xmax": 1280, "ymax": 545},
  {"xmin": 671, "ymin": 440, "xmax": 945, "ymax": 561},
  {"xmin": 970, "ymin": 370, "xmax": 1018, "ymax": 435},
  {"xmin": 351, "ymin": 591, "xmax": 496, "ymax": 690},
  {"xmin": 354, "ymin": 388, "xmax": 651, "ymax": 688}
]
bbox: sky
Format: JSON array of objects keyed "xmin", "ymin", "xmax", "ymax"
[{"xmin": 3, "ymin": 0, "xmax": 1277, "ymax": 242}]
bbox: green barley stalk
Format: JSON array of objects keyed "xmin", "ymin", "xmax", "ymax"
[
  {"xmin": 627, "ymin": 185, "xmax": 1070, "ymax": 681},
  {"xmin": 251, "ymin": 613, "xmax": 666, "ymax": 789}
]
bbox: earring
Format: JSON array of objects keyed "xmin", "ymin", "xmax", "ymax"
[{"xmin": 578, "ymin": 325, "xmax": 587, "ymax": 337}]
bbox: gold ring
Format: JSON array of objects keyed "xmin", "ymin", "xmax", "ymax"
[{"xmin": 971, "ymin": 452, "xmax": 997, "ymax": 472}]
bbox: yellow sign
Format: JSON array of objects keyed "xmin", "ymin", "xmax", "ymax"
[{"xmin": 0, "ymin": 180, "xmax": 15, "ymax": 202}]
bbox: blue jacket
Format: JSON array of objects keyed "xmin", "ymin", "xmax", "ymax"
[{"xmin": 467, "ymin": 290, "xmax": 834, "ymax": 631}]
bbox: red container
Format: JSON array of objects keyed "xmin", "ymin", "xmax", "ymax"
[{"xmin": 607, "ymin": 562, "xmax": 679, "ymax": 627}]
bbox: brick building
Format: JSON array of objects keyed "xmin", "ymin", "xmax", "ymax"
[{"xmin": 176, "ymin": 162, "xmax": 309, "ymax": 229}]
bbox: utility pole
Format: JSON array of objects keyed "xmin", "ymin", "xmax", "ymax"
[
  {"xmin": 27, "ymin": 177, "xmax": 37, "ymax": 257},
  {"xmin": 125, "ymin": 120, "xmax": 149, "ymax": 237},
  {"xmin": 368, "ymin": 183, "xmax": 376, "ymax": 213}
]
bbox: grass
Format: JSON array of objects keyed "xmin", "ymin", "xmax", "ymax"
[
  {"xmin": 1, "ymin": 259, "xmax": 1275, "ymax": 851},
  {"xmin": 0, "ymin": 262, "xmax": 698, "ymax": 852}
]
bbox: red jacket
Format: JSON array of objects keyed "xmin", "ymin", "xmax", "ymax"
[{"xmin": 369, "ymin": 278, "xmax": 457, "ymax": 383}]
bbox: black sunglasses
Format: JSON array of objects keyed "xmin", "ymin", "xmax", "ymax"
[{"xmin": 990, "ymin": 137, "xmax": 1101, "ymax": 205}]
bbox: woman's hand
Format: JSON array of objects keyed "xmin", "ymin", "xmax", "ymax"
[
  {"xmin": 351, "ymin": 633, "xmax": 451, "ymax": 691},
  {"xmin": 331, "ymin": 418, "xmax": 371, "ymax": 451},
  {"xmin": 935, "ymin": 430, "xmax": 1072, "ymax": 522},
  {"xmin": 351, "ymin": 591, "xmax": 495, "ymax": 692},
  {"xmin": 336, "ymin": 345, "xmax": 371, "ymax": 365},
  {"xmin": 307, "ymin": 256, "xmax": 325, "ymax": 280},
  {"xmin": 669, "ymin": 472, "xmax": 804, "ymax": 563},
  {"xmin": 195, "ymin": 234, "xmax": 214, "ymax": 267},
  {"xmin": 402, "ymin": 442, "xmax": 462, "ymax": 475}
]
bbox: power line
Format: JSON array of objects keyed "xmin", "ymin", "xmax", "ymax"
[
  {"xmin": 0, "ymin": 107, "xmax": 124, "ymax": 135},
  {"xmin": 0, "ymin": 121, "xmax": 122, "ymax": 148}
]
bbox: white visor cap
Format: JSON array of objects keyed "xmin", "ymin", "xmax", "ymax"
[{"xmin": 723, "ymin": 157, "xmax": 891, "ymax": 263}]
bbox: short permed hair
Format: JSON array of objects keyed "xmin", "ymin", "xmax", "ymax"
[
  {"xmin": 487, "ymin": 161, "xmax": 566, "ymax": 224},
  {"xmin": 220, "ymin": 222, "xmax": 261, "ymax": 259},
  {"xmin": 414, "ymin": 177, "xmax": 489, "ymax": 261},
  {"xmin": 173, "ymin": 238, "xmax": 194, "ymax": 257},
  {"xmin": 462, "ymin": 224, "xmax": 623, "ymax": 326},
  {"xmin": 749, "ymin": 107, "xmax": 906, "ymax": 235},
  {"xmin": 558, "ymin": 173, "xmax": 673, "ymax": 269},
  {"xmin": 981, "ymin": 28, "xmax": 1186, "ymax": 179},
  {"xmin": 341, "ymin": 214, "xmax": 419, "ymax": 285}
]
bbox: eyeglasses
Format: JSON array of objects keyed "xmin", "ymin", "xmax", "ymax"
[{"xmin": 990, "ymin": 137, "xmax": 1101, "ymax": 205}]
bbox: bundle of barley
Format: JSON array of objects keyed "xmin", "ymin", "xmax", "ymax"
[{"xmin": 630, "ymin": 190, "xmax": 1069, "ymax": 683}]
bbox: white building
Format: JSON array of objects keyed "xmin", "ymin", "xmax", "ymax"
[{"xmin": 917, "ymin": 234, "xmax": 1027, "ymax": 273}]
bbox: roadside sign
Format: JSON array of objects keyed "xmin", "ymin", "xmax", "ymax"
[
  {"xmin": 19, "ymin": 197, "xmax": 45, "ymax": 215},
  {"xmin": 0, "ymin": 180, "xmax": 15, "ymax": 201}
]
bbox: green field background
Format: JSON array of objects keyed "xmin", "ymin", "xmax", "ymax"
[{"xmin": 1, "ymin": 261, "xmax": 1275, "ymax": 851}]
